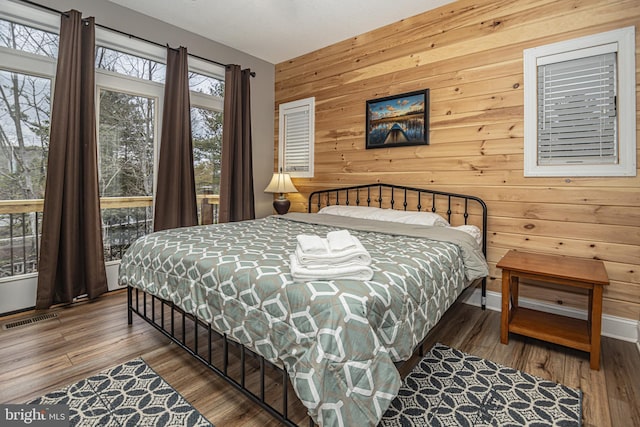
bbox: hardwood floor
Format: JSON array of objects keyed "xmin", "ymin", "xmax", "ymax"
[{"xmin": 0, "ymin": 289, "xmax": 638, "ymax": 427}]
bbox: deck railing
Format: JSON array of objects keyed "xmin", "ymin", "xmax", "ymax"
[{"xmin": 0, "ymin": 195, "xmax": 219, "ymax": 279}]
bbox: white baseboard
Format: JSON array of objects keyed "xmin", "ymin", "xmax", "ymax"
[{"xmin": 463, "ymin": 288, "xmax": 639, "ymax": 344}]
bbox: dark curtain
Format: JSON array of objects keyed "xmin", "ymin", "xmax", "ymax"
[
  {"xmin": 153, "ymin": 47, "xmax": 198, "ymax": 231},
  {"xmin": 219, "ymin": 65, "xmax": 255, "ymax": 223},
  {"xmin": 36, "ymin": 11, "xmax": 108, "ymax": 309}
]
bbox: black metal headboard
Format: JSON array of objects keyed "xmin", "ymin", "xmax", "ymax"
[{"xmin": 308, "ymin": 183, "xmax": 488, "ymax": 308}]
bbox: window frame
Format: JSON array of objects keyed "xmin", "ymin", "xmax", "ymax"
[{"xmin": 523, "ymin": 26, "xmax": 636, "ymax": 177}]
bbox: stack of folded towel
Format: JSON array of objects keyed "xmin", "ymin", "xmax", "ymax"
[{"xmin": 290, "ymin": 229, "xmax": 373, "ymax": 281}]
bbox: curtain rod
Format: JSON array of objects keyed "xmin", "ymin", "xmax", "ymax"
[{"xmin": 17, "ymin": 0, "xmax": 256, "ymax": 77}]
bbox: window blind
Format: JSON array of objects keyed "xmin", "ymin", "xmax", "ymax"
[
  {"xmin": 283, "ymin": 107, "xmax": 310, "ymax": 173},
  {"xmin": 537, "ymin": 52, "xmax": 617, "ymax": 165}
]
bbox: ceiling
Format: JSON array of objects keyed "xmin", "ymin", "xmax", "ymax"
[{"xmin": 106, "ymin": 0, "xmax": 456, "ymax": 64}]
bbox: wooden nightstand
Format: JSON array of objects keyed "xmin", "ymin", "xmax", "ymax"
[{"xmin": 497, "ymin": 250, "xmax": 609, "ymax": 370}]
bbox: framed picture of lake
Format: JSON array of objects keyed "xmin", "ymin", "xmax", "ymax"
[{"xmin": 365, "ymin": 89, "xmax": 429, "ymax": 149}]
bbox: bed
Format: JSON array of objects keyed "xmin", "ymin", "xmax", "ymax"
[{"xmin": 121, "ymin": 183, "xmax": 488, "ymax": 426}]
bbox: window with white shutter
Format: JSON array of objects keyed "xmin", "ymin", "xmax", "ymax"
[
  {"xmin": 524, "ymin": 27, "xmax": 636, "ymax": 177},
  {"xmin": 278, "ymin": 97, "xmax": 315, "ymax": 178}
]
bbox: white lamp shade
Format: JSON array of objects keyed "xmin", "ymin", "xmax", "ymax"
[{"xmin": 264, "ymin": 172, "xmax": 298, "ymax": 194}]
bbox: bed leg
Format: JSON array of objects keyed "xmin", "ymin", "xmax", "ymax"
[
  {"xmin": 282, "ymin": 369, "xmax": 289, "ymax": 419},
  {"xmin": 127, "ymin": 286, "xmax": 133, "ymax": 325},
  {"xmin": 481, "ymin": 278, "xmax": 487, "ymax": 310}
]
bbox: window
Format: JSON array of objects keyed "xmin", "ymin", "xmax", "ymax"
[
  {"xmin": 0, "ymin": 17, "xmax": 57, "ymax": 200},
  {"xmin": 189, "ymin": 58, "xmax": 224, "ymax": 224},
  {"xmin": 0, "ymin": 69, "xmax": 51, "ymax": 277},
  {"xmin": 0, "ymin": 18, "xmax": 58, "ymax": 57},
  {"xmin": 98, "ymin": 89, "xmax": 155, "ymax": 197},
  {"xmin": 189, "ymin": 57, "xmax": 225, "ymax": 196},
  {"xmin": 95, "ymin": 44, "xmax": 163, "ymax": 260},
  {"xmin": 95, "ymin": 44, "xmax": 163, "ymax": 200},
  {"xmin": 96, "ymin": 46, "xmax": 166, "ymax": 83},
  {"xmin": 0, "ymin": 12, "xmax": 58, "ymax": 278},
  {"xmin": 0, "ymin": 70, "xmax": 51, "ymax": 200},
  {"xmin": 191, "ymin": 106, "xmax": 223, "ymax": 195},
  {"xmin": 278, "ymin": 97, "xmax": 315, "ymax": 178},
  {"xmin": 523, "ymin": 26, "xmax": 636, "ymax": 177},
  {"xmin": 189, "ymin": 70, "xmax": 224, "ymax": 96}
]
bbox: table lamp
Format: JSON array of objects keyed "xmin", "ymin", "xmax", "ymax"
[{"xmin": 264, "ymin": 169, "xmax": 298, "ymax": 214}]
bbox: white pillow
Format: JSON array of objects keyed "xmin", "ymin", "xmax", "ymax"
[
  {"xmin": 318, "ymin": 205, "xmax": 450, "ymax": 227},
  {"xmin": 317, "ymin": 205, "xmax": 382, "ymax": 218},
  {"xmin": 318, "ymin": 205, "xmax": 482, "ymax": 245},
  {"xmin": 452, "ymin": 225, "xmax": 483, "ymax": 246}
]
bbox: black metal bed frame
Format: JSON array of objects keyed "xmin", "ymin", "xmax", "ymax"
[{"xmin": 127, "ymin": 183, "xmax": 488, "ymax": 427}]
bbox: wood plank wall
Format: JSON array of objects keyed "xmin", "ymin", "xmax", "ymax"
[{"xmin": 274, "ymin": 0, "xmax": 640, "ymax": 322}]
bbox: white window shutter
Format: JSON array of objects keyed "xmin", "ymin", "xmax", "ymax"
[
  {"xmin": 284, "ymin": 108, "xmax": 310, "ymax": 173},
  {"xmin": 279, "ymin": 97, "xmax": 314, "ymax": 178},
  {"xmin": 537, "ymin": 52, "xmax": 617, "ymax": 166}
]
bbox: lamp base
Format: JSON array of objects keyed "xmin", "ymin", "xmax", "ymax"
[{"xmin": 273, "ymin": 197, "xmax": 291, "ymax": 215}]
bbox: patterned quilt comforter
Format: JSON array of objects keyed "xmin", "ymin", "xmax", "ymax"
[{"xmin": 118, "ymin": 213, "xmax": 488, "ymax": 426}]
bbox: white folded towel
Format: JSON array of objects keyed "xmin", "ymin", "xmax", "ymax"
[
  {"xmin": 296, "ymin": 234, "xmax": 327, "ymax": 254},
  {"xmin": 290, "ymin": 254, "xmax": 373, "ymax": 282},
  {"xmin": 327, "ymin": 229, "xmax": 356, "ymax": 252},
  {"xmin": 294, "ymin": 236, "xmax": 371, "ymax": 266}
]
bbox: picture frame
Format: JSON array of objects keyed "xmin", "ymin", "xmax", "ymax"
[{"xmin": 365, "ymin": 89, "xmax": 429, "ymax": 149}]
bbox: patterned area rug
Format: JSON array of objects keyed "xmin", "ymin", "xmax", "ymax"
[
  {"xmin": 28, "ymin": 358, "xmax": 212, "ymax": 427},
  {"xmin": 380, "ymin": 343, "xmax": 582, "ymax": 426}
]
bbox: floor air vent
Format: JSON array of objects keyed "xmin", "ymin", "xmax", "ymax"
[{"xmin": 3, "ymin": 313, "xmax": 59, "ymax": 330}]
